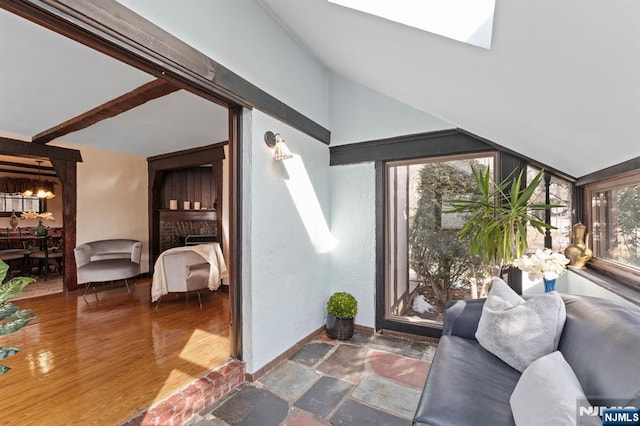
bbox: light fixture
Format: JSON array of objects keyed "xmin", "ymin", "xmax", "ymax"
[
  {"xmin": 23, "ymin": 160, "xmax": 55, "ymax": 199},
  {"xmin": 264, "ymin": 131, "xmax": 294, "ymax": 161}
]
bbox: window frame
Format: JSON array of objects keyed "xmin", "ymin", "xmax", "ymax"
[
  {"xmin": 382, "ymin": 152, "xmax": 498, "ymax": 334},
  {"xmin": 584, "ymin": 170, "xmax": 640, "ymax": 290}
]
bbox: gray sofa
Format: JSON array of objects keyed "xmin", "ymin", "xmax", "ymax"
[
  {"xmin": 413, "ymin": 294, "xmax": 640, "ymax": 426},
  {"xmin": 74, "ymin": 239, "xmax": 142, "ymax": 293}
]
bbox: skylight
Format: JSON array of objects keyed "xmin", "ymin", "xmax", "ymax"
[{"xmin": 327, "ymin": 0, "xmax": 495, "ymax": 49}]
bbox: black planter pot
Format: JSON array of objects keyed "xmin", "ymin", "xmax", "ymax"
[{"xmin": 325, "ymin": 313, "xmax": 354, "ymax": 340}]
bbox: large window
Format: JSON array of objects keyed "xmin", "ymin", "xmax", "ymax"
[
  {"xmin": 586, "ymin": 172, "xmax": 640, "ymax": 284},
  {"xmin": 385, "ymin": 154, "xmax": 495, "ymax": 327},
  {"xmin": 0, "ymin": 193, "xmax": 41, "ymax": 214}
]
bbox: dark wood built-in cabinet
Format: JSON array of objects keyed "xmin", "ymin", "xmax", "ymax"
[{"xmin": 148, "ymin": 143, "xmax": 226, "ymax": 269}]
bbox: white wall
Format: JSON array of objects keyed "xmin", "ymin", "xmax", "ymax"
[
  {"xmin": 329, "ymin": 72, "xmax": 451, "ymax": 146},
  {"xmin": 522, "ymin": 270, "xmax": 637, "ymax": 308},
  {"xmin": 328, "ymin": 72, "xmax": 453, "ymax": 328},
  {"xmin": 117, "ymin": 0, "xmax": 329, "ymax": 128},
  {"xmin": 243, "ymin": 110, "xmax": 331, "ymax": 373}
]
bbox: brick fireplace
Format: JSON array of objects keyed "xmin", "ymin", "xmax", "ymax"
[{"xmin": 159, "ymin": 210, "xmax": 217, "ymax": 253}]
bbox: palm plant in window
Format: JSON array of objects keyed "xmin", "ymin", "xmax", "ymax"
[
  {"xmin": 448, "ymin": 167, "xmax": 558, "ymax": 275},
  {"xmin": 0, "ymin": 260, "xmax": 36, "ymax": 374}
]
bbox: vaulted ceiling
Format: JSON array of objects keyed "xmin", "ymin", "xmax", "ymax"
[
  {"xmin": 1, "ymin": 2, "xmax": 639, "ymax": 178},
  {"xmin": 259, "ymin": 0, "xmax": 640, "ymax": 177}
]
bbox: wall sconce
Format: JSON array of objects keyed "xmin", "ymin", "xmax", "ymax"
[{"xmin": 264, "ymin": 131, "xmax": 294, "ymax": 161}]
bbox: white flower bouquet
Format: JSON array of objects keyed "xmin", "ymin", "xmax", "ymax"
[{"xmin": 513, "ymin": 248, "xmax": 570, "ymax": 281}]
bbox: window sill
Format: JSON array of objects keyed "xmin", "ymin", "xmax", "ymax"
[{"xmin": 569, "ymin": 266, "xmax": 640, "ymax": 307}]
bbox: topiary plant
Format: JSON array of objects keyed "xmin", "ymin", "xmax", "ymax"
[
  {"xmin": 327, "ymin": 292, "xmax": 358, "ymax": 319},
  {"xmin": 0, "ymin": 259, "xmax": 37, "ymax": 375}
]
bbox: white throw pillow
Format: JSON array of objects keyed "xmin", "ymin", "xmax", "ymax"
[
  {"xmin": 475, "ymin": 277, "xmax": 566, "ymax": 372},
  {"xmin": 510, "ymin": 351, "xmax": 600, "ymax": 426}
]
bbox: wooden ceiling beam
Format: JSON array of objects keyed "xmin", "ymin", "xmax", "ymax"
[
  {"xmin": 31, "ymin": 78, "xmax": 179, "ymax": 144},
  {"xmin": 0, "ymin": 159, "xmax": 55, "ymax": 171}
]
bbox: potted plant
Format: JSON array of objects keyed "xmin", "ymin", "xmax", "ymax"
[
  {"xmin": 0, "ymin": 259, "xmax": 37, "ymax": 374},
  {"xmin": 326, "ymin": 292, "xmax": 357, "ymax": 340},
  {"xmin": 448, "ymin": 167, "xmax": 559, "ymax": 276}
]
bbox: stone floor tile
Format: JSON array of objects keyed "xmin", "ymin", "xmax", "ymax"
[
  {"xmin": 367, "ymin": 351, "xmax": 430, "ymax": 389},
  {"xmin": 290, "ymin": 342, "xmax": 334, "ymax": 367},
  {"xmin": 211, "ymin": 385, "xmax": 289, "ymax": 426},
  {"xmin": 315, "ymin": 344, "xmax": 367, "ymax": 383},
  {"xmin": 423, "ymin": 345, "xmax": 438, "ymax": 363},
  {"xmin": 351, "ymin": 375, "xmax": 421, "ymax": 419},
  {"xmin": 365, "ymin": 335, "xmax": 431, "ymax": 359},
  {"xmin": 284, "ymin": 408, "xmax": 329, "ymax": 426},
  {"xmin": 330, "ymin": 399, "xmax": 411, "ymax": 426},
  {"xmin": 259, "ymin": 361, "xmax": 320, "ymax": 400},
  {"xmin": 293, "ymin": 376, "xmax": 352, "ymax": 419}
]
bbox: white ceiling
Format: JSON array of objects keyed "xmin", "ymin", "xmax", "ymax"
[
  {"xmin": 2, "ymin": 2, "xmax": 638, "ymax": 177},
  {"xmin": 0, "ymin": 8, "xmax": 228, "ymax": 158},
  {"xmin": 259, "ymin": 0, "xmax": 640, "ymax": 177}
]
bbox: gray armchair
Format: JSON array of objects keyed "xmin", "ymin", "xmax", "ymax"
[
  {"xmin": 155, "ymin": 250, "xmax": 210, "ymax": 308},
  {"xmin": 74, "ymin": 239, "xmax": 142, "ymax": 296},
  {"xmin": 151, "ymin": 243, "xmax": 227, "ymax": 308}
]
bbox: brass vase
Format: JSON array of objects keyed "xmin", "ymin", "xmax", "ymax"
[
  {"xmin": 564, "ymin": 222, "xmax": 592, "ymax": 268},
  {"xmin": 9, "ymin": 210, "xmax": 18, "ymax": 230}
]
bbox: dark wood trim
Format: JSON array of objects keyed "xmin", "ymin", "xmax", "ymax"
[
  {"xmin": 0, "ymin": 168, "xmax": 57, "ymax": 178},
  {"xmin": 229, "ymin": 106, "xmax": 243, "ymax": 361},
  {"xmin": 32, "ymin": 79, "xmax": 179, "ymax": 144},
  {"xmin": 374, "ymin": 161, "xmax": 385, "ymax": 333},
  {"xmin": 330, "ymin": 129, "xmax": 494, "ymax": 166},
  {"xmin": 147, "ymin": 143, "xmax": 226, "ymax": 269},
  {"xmin": 0, "ymin": 160, "xmax": 55, "ymax": 172},
  {"xmin": 147, "ymin": 143, "xmax": 226, "ymax": 172},
  {"xmin": 0, "ymin": 136, "xmax": 82, "ymax": 162},
  {"xmin": 575, "ymin": 155, "xmax": 640, "ymax": 186},
  {"xmin": 0, "ymin": 0, "xmax": 331, "ymax": 145},
  {"xmin": 158, "ymin": 210, "xmax": 217, "ymax": 221},
  {"xmin": 50, "ymin": 158, "xmax": 78, "ymax": 291}
]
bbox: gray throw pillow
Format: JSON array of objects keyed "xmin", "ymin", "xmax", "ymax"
[
  {"xmin": 510, "ymin": 351, "xmax": 601, "ymax": 426},
  {"xmin": 475, "ymin": 277, "xmax": 566, "ymax": 372}
]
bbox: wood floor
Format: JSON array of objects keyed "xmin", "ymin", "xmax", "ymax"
[{"xmin": 0, "ymin": 279, "xmax": 231, "ymax": 425}]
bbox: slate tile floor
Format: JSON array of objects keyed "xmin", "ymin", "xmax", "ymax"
[{"xmin": 189, "ymin": 332, "xmax": 437, "ymax": 426}]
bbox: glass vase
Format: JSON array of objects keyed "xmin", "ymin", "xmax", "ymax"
[
  {"xmin": 34, "ymin": 220, "xmax": 48, "ymax": 237},
  {"xmin": 543, "ymin": 278, "xmax": 556, "ymax": 292}
]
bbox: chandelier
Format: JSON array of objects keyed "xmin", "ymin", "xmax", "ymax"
[{"xmin": 23, "ymin": 160, "xmax": 55, "ymax": 199}]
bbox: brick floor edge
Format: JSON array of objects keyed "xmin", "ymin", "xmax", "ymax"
[{"xmin": 121, "ymin": 360, "xmax": 246, "ymax": 426}]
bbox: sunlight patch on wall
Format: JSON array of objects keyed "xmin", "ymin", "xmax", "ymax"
[
  {"xmin": 328, "ymin": 0, "xmax": 495, "ymax": 49},
  {"xmin": 281, "ymin": 156, "xmax": 338, "ymax": 254}
]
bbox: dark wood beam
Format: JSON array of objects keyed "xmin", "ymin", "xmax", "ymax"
[
  {"xmin": 0, "ymin": 159, "xmax": 55, "ymax": 171},
  {"xmin": 0, "ymin": 0, "xmax": 331, "ymax": 145},
  {"xmin": 0, "ymin": 136, "xmax": 82, "ymax": 162},
  {"xmin": 51, "ymin": 158, "xmax": 78, "ymax": 291},
  {"xmin": 0, "ymin": 168, "xmax": 57, "ymax": 177},
  {"xmin": 32, "ymin": 79, "xmax": 179, "ymax": 144}
]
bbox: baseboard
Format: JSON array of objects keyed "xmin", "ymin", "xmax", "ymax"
[{"xmin": 245, "ymin": 325, "xmax": 325, "ymax": 382}]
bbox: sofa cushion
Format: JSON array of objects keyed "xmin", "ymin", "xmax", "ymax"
[
  {"xmin": 413, "ymin": 335, "xmax": 519, "ymax": 426},
  {"xmin": 77, "ymin": 259, "xmax": 139, "ymax": 283},
  {"xmin": 510, "ymin": 351, "xmax": 599, "ymax": 426},
  {"xmin": 559, "ymin": 295, "xmax": 640, "ymax": 408},
  {"xmin": 475, "ymin": 277, "xmax": 566, "ymax": 372}
]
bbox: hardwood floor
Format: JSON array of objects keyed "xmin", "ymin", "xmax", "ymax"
[{"xmin": 1, "ymin": 279, "xmax": 230, "ymax": 425}]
